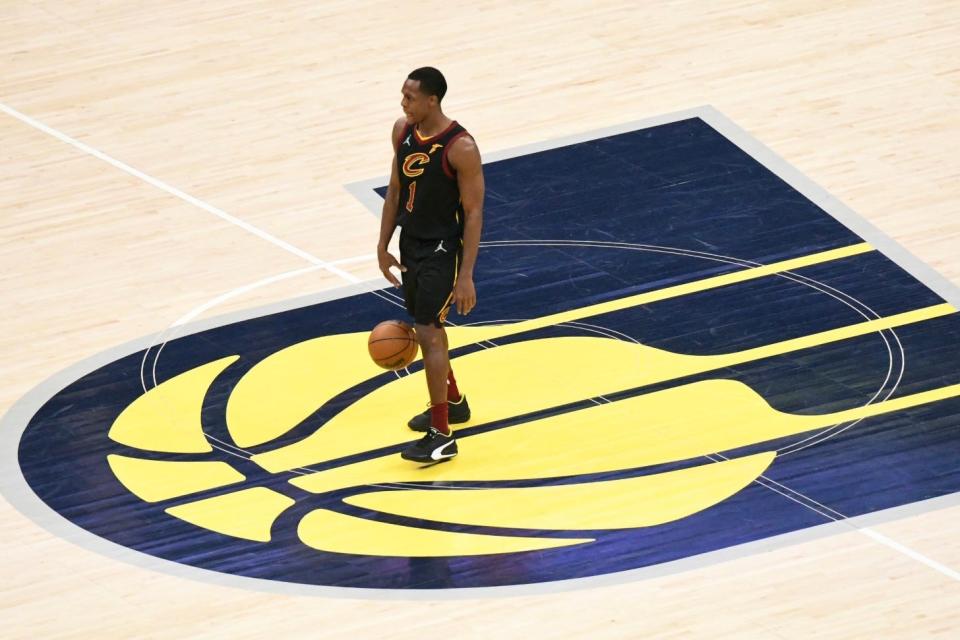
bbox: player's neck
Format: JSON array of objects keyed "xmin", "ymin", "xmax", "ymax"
[{"xmin": 415, "ymin": 112, "xmax": 452, "ymax": 138}]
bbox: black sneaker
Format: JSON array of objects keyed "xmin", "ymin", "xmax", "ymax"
[
  {"xmin": 407, "ymin": 395, "xmax": 471, "ymax": 432},
  {"xmin": 401, "ymin": 427, "xmax": 458, "ymax": 463}
]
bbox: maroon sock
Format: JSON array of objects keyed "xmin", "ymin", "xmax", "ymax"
[
  {"xmin": 447, "ymin": 368, "xmax": 461, "ymax": 403},
  {"xmin": 430, "ymin": 403, "xmax": 450, "ymax": 435}
]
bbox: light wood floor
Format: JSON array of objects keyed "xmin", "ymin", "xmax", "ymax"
[{"xmin": 2, "ymin": 1, "xmax": 959, "ymax": 637}]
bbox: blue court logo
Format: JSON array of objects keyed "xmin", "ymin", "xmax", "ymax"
[{"xmin": 12, "ymin": 239, "xmax": 960, "ymax": 591}]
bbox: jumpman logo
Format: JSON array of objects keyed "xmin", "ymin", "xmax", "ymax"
[
  {"xmin": 434, "ymin": 241, "xmax": 447, "ymax": 254},
  {"xmin": 403, "ymin": 134, "xmax": 412, "ymax": 147}
]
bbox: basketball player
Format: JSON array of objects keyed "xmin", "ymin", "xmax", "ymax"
[{"xmin": 376, "ymin": 67, "xmax": 484, "ymax": 463}]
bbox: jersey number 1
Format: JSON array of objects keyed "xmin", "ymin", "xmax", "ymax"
[{"xmin": 405, "ymin": 181, "xmax": 417, "ymax": 213}]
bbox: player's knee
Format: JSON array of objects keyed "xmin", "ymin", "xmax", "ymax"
[{"xmin": 414, "ymin": 323, "xmax": 445, "ymax": 352}]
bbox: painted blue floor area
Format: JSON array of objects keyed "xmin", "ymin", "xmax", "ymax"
[{"xmin": 17, "ymin": 116, "xmax": 960, "ymax": 590}]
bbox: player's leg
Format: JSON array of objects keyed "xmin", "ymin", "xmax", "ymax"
[
  {"xmin": 440, "ymin": 329, "xmax": 462, "ymax": 400},
  {"xmin": 405, "ymin": 249, "xmax": 471, "ymax": 433},
  {"xmin": 442, "ymin": 328, "xmax": 470, "ymax": 421},
  {"xmin": 402, "ymin": 320, "xmax": 459, "ymax": 463},
  {"xmin": 444, "ymin": 331, "xmax": 465, "ymax": 404},
  {"xmin": 407, "ymin": 324, "xmax": 470, "ymax": 431},
  {"xmin": 401, "ymin": 242, "xmax": 462, "ymax": 462},
  {"xmin": 414, "ymin": 322, "xmax": 450, "ymax": 429}
]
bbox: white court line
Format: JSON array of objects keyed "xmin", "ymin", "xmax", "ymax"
[
  {"xmin": 709, "ymin": 452, "xmax": 959, "ymax": 582},
  {"xmin": 7, "ymin": 97, "xmax": 956, "ymax": 584},
  {"xmin": 170, "ymin": 264, "xmax": 326, "ymax": 327},
  {"xmin": 167, "ymin": 252, "xmax": 377, "ymax": 328},
  {"xmin": 770, "ymin": 477, "xmax": 960, "ymax": 582},
  {"xmin": 0, "ymin": 100, "xmax": 363, "ymax": 283},
  {"xmin": 861, "ymin": 527, "xmax": 960, "ymax": 582}
]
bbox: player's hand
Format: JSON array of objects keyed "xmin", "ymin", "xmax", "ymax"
[
  {"xmin": 453, "ymin": 275, "xmax": 476, "ymax": 315},
  {"xmin": 377, "ymin": 248, "xmax": 406, "ymax": 288}
]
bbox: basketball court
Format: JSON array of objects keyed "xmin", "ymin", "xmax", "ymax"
[{"xmin": 2, "ymin": 2, "xmax": 959, "ymax": 637}]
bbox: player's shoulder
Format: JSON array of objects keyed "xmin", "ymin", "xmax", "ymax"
[
  {"xmin": 447, "ymin": 128, "xmax": 480, "ymax": 162},
  {"xmin": 451, "ymin": 131, "xmax": 478, "ymax": 151},
  {"xmin": 391, "ymin": 117, "xmax": 409, "ymax": 150}
]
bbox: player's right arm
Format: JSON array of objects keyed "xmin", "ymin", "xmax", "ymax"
[{"xmin": 377, "ymin": 118, "xmax": 408, "ymax": 287}]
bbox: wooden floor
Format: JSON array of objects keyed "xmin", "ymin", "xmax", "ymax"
[{"xmin": 2, "ymin": 1, "xmax": 959, "ymax": 637}]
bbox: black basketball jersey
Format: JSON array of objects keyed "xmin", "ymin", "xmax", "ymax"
[{"xmin": 396, "ymin": 120, "xmax": 468, "ymax": 240}]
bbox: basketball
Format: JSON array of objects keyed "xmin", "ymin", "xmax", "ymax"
[{"xmin": 368, "ymin": 320, "xmax": 419, "ymax": 370}]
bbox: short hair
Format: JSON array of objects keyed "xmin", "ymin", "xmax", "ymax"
[{"xmin": 407, "ymin": 67, "xmax": 447, "ymax": 103}]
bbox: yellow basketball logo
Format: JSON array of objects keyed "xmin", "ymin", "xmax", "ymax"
[{"xmin": 103, "ymin": 242, "xmax": 960, "ymax": 558}]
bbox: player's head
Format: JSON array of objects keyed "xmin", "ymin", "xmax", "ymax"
[{"xmin": 402, "ymin": 67, "xmax": 447, "ymax": 123}]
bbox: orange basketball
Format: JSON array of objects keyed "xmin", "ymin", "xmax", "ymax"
[{"xmin": 368, "ymin": 320, "xmax": 419, "ymax": 370}]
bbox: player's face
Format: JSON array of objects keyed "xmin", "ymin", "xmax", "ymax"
[{"xmin": 400, "ymin": 79, "xmax": 434, "ymax": 123}]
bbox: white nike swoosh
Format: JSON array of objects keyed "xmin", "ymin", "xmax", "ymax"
[{"xmin": 430, "ymin": 440, "xmax": 456, "ymax": 460}]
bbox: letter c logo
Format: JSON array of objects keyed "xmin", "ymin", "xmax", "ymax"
[{"xmin": 402, "ymin": 153, "xmax": 430, "ymax": 178}]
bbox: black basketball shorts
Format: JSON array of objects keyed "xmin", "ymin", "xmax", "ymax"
[{"xmin": 399, "ymin": 232, "xmax": 462, "ymax": 328}]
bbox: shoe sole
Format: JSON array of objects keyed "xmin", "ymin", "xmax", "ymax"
[{"xmin": 401, "ymin": 451, "xmax": 458, "ymax": 463}]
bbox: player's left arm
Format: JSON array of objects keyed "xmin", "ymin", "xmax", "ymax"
[{"xmin": 449, "ymin": 134, "xmax": 484, "ymax": 315}]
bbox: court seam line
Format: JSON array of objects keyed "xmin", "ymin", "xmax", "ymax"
[{"xmin": 0, "ymin": 100, "xmax": 367, "ymax": 282}]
